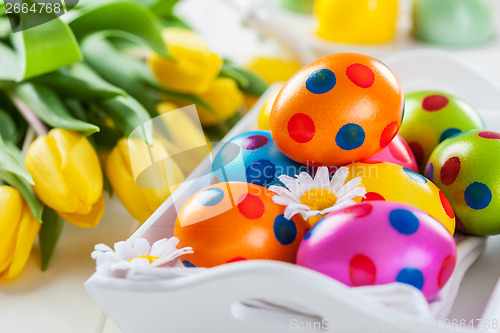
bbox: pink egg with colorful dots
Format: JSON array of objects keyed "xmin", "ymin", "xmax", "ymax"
[
  {"xmin": 365, "ymin": 135, "xmax": 418, "ymax": 172},
  {"xmin": 270, "ymin": 52, "xmax": 404, "ymax": 167},
  {"xmin": 297, "ymin": 201, "xmax": 457, "ymax": 301}
]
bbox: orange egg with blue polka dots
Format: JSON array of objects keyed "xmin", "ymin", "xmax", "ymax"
[
  {"xmin": 270, "ymin": 53, "xmax": 404, "ymax": 166},
  {"xmin": 174, "ymin": 182, "xmax": 308, "ymax": 268}
]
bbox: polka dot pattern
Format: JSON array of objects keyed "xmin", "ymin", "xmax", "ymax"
[
  {"xmin": 344, "ymin": 203, "xmax": 373, "ymax": 218},
  {"xmin": 478, "ymin": 131, "xmax": 500, "ymax": 139},
  {"xmin": 438, "ymin": 255, "xmax": 456, "ymax": 288},
  {"xmin": 183, "ymin": 260, "xmax": 196, "ymax": 268},
  {"xmin": 440, "ymin": 191, "xmax": 455, "ymax": 219},
  {"xmin": 288, "ymin": 113, "xmax": 315, "ymax": 143},
  {"xmin": 237, "ymin": 194, "xmax": 265, "ymax": 219},
  {"xmin": 396, "ymin": 268, "xmax": 424, "ymax": 290},
  {"xmin": 336, "ymin": 123, "xmax": 365, "ymax": 151},
  {"xmin": 380, "ymin": 121, "xmax": 399, "ymax": 148},
  {"xmin": 465, "ymin": 182, "xmax": 492, "ymax": 210},
  {"xmin": 389, "ymin": 209, "xmax": 419, "ymax": 235},
  {"xmin": 241, "ymin": 135, "xmax": 269, "ymax": 150},
  {"xmin": 305, "ymin": 69, "xmax": 336, "ymax": 94},
  {"xmin": 349, "ymin": 254, "xmax": 377, "ymax": 286},
  {"xmin": 422, "ymin": 95, "xmax": 449, "ymax": 111},
  {"xmin": 226, "ymin": 257, "xmax": 247, "ymax": 263},
  {"xmin": 403, "ymin": 167, "xmax": 427, "ymax": 184},
  {"xmin": 346, "ymin": 64, "xmax": 375, "ymax": 88},
  {"xmin": 274, "ymin": 214, "xmax": 298, "ymax": 245},
  {"xmin": 197, "ymin": 188, "xmax": 224, "ymax": 207},
  {"xmin": 362, "ymin": 192, "xmax": 385, "ymax": 202},
  {"xmin": 440, "ymin": 157, "xmax": 461, "ymax": 186},
  {"xmin": 246, "ymin": 160, "xmax": 276, "ymax": 187},
  {"xmin": 440, "ymin": 128, "xmax": 462, "ymax": 143}
]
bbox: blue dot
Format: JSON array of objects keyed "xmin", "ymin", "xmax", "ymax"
[
  {"xmin": 183, "ymin": 260, "xmax": 196, "ymax": 268},
  {"xmin": 425, "ymin": 163, "xmax": 434, "ymax": 182},
  {"xmin": 401, "ymin": 100, "xmax": 406, "ymax": 124},
  {"xmin": 389, "ymin": 209, "xmax": 420, "ymax": 235},
  {"xmin": 465, "ymin": 182, "xmax": 492, "ymax": 210},
  {"xmin": 303, "ymin": 217, "xmax": 324, "ymax": 240},
  {"xmin": 197, "ymin": 188, "xmax": 224, "ymax": 207},
  {"xmin": 246, "ymin": 159, "xmax": 276, "ymax": 187},
  {"xmin": 396, "ymin": 268, "xmax": 424, "ymax": 290},
  {"xmin": 440, "ymin": 128, "xmax": 462, "ymax": 143},
  {"xmin": 306, "ymin": 69, "xmax": 336, "ymax": 94},
  {"xmin": 403, "ymin": 167, "xmax": 427, "ymax": 183},
  {"xmin": 336, "ymin": 123, "xmax": 365, "ymax": 151},
  {"xmin": 274, "ymin": 214, "xmax": 297, "ymax": 245}
]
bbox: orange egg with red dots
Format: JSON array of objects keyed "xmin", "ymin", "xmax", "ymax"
[
  {"xmin": 270, "ymin": 52, "xmax": 404, "ymax": 167},
  {"xmin": 174, "ymin": 182, "xmax": 308, "ymax": 268}
]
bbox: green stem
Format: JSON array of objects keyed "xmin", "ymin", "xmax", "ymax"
[{"xmin": 6, "ymin": 89, "xmax": 48, "ymax": 136}]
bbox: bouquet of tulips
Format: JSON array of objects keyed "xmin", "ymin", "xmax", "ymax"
[{"xmin": 0, "ymin": 0, "xmax": 268, "ymax": 280}]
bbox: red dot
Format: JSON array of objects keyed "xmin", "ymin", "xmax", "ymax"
[
  {"xmin": 408, "ymin": 142, "xmax": 424, "ymax": 167},
  {"xmin": 422, "ymin": 95, "xmax": 449, "ymax": 111},
  {"xmin": 344, "ymin": 203, "xmax": 373, "ymax": 218},
  {"xmin": 349, "ymin": 254, "xmax": 377, "ymax": 286},
  {"xmin": 438, "ymin": 255, "xmax": 456, "ymax": 288},
  {"xmin": 346, "ymin": 64, "xmax": 375, "ymax": 88},
  {"xmin": 380, "ymin": 121, "xmax": 399, "ymax": 148},
  {"xmin": 237, "ymin": 194, "xmax": 265, "ymax": 219},
  {"xmin": 211, "ymin": 176, "xmax": 220, "ymax": 185},
  {"xmin": 226, "ymin": 257, "xmax": 247, "ymax": 263},
  {"xmin": 389, "ymin": 140, "xmax": 410, "ymax": 163},
  {"xmin": 478, "ymin": 131, "xmax": 500, "ymax": 139},
  {"xmin": 439, "ymin": 191, "xmax": 455, "ymax": 219},
  {"xmin": 362, "ymin": 192, "xmax": 385, "ymax": 202},
  {"xmin": 456, "ymin": 216, "xmax": 467, "ymax": 232},
  {"xmin": 287, "ymin": 113, "xmax": 315, "ymax": 143},
  {"xmin": 440, "ymin": 157, "xmax": 461, "ymax": 186},
  {"xmin": 362, "ymin": 161, "xmax": 382, "ymax": 164}
]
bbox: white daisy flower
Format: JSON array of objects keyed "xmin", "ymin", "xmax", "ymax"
[
  {"xmin": 91, "ymin": 237, "xmax": 194, "ymax": 280},
  {"xmin": 269, "ymin": 166, "xmax": 366, "ymax": 226}
]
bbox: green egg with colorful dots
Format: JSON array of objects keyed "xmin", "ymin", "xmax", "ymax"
[
  {"xmin": 399, "ymin": 91, "xmax": 484, "ymax": 172},
  {"xmin": 426, "ymin": 130, "xmax": 500, "ymax": 235}
]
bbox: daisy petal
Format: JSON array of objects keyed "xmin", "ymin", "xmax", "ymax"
[
  {"xmin": 94, "ymin": 243, "xmax": 112, "ymax": 252},
  {"xmin": 314, "ymin": 167, "xmax": 330, "ymax": 188},
  {"xmin": 150, "ymin": 239, "xmax": 169, "ymax": 257},
  {"xmin": 278, "ymin": 175, "xmax": 301, "ymax": 194},
  {"xmin": 134, "ymin": 238, "xmax": 151, "ymax": 256},
  {"xmin": 335, "ymin": 178, "xmax": 363, "ymax": 197},
  {"xmin": 272, "ymin": 195, "xmax": 297, "ymax": 206},
  {"xmin": 114, "ymin": 241, "xmax": 136, "ymax": 260},
  {"xmin": 330, "ymin": 167, "xmax": 349, "ymax": 189}
]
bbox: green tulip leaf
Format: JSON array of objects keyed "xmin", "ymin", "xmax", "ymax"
[
  {"xmin": 0, "ymin": 138, "xmax": 43, "ymax": 221},
  {"xmin": 33, "ymin": 62, "xmax": 126, "ymax": 100},
  {"xmin": 0, "ymin": 16, "xmax": 11, "ymax": 39},
  {"xmin": 12, "ymin": 16, "xmax": 82, "ymax": 80},
  {"xmin": 0, "ymin": 41, "xmax": 20, "ymax": 82},
  {"xmin": 96, "ymin": 96, "xmax": 153, "ymax": 145},
  {"xmin": 0, "ymin": 108, "xmax": 16, "ymax": 142},
  {"xmin": 14, "ymin": 83, "xmax": 99, "ymax": 136},
  {"xmin": 39, "ymin": 206, "xmax": 64, "ymax": 271},
  {"xmin": 81, "ymin": 34, "xmax": 159, "ymax": 116},
  {"xmin": 220, "ymin": 63, "xmax": 268, "ymax": 96},
  {"xmin": 64, "ymin": 0, "xmax": 169, "ymax": 58}
]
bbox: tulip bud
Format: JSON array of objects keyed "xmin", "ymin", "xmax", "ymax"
[
  {"xmin": 149, "ymin": 28, "xmax": 222, "ymax": 95},
  {"xmin": 245, "ymin": 56, "xmax": 302, "ymax": 84},
  {"xmin": 106, "ymin": 138, "xmax": 184, "ymax": 223},
  {"xmin": 197, "ymin": 77, "xmax": 244, "ymax": 127},
  {"xmin": 0, "ymin": 186, "xmax": 41, "ymax": 280},
  {"xmin": 25, "ymin": 129, "xmax": 104, "ymax": 228}
]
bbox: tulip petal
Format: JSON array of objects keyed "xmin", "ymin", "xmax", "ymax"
[
  {"xmin": 0, "ymin": 186, "xmax": 23, "ymax": 272},
  {"xmin": 57, "ymin": 193, "xmax": 105, "ymax": 228}
]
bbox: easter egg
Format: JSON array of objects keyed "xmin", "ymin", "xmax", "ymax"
[
  {"xmin": 212, "ymin": 130, "xmax": 306, "ymax": 188},
  {"xmin": 257, "ymin": 86, "xmax": 281, "ymax": 130},
  {"xmin": 345, "ymin": 162, "xmax": 456, "ymax": 234},
  {"xmin": 365, "ymin": 135, "xmax": 418, "ymax": 172},
  {"xmin": 270, "ymin": 52, "xmax": 404, "ymax": 166},
  {"xmin": 297, "ymin": 201, "xmax": 456, "ymax": 301},
  {"xmin": 399, "ymin": 91, "xmax": 484, "ymax": 171},
  {"xmin": 426, "ymin": 130, "xmax": 500, "ymax": 235},
  {"xmin": 174, "ymin": 182, "xmax": 308, "ymax": 267}
]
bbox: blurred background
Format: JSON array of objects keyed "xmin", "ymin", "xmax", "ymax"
[{"xmin": 1, "ymin": 0, "xmax": 500, "ymax": 332}]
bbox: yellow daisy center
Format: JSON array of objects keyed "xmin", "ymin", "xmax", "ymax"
[
  {"xmin": 129, "ymin": 255, "xmax": 160, "ymax": 264},
  {"xmin": 300, "ymin": 188, "xmax": 338, "ymax": 211}
]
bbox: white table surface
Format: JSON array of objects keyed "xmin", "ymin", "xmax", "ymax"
[{"xmin": 2, "ymin": 1, "xmax": 500, "ymax": 332}]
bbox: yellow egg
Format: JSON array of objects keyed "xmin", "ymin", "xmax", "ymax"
[{"xmin": 345, "ymin": 162, "xmax": 456, "ymax": 234}]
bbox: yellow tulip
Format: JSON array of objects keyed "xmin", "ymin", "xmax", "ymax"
[
  {"xmin": 149, "ymin": 28, "xmax": 222, "ymax": 94},
  {"xmin": 314, "ymin": 0, "xmax": 398, "ymax": 44},
  {"xmin": 245, "ymin": 56, "xmax": 302, "ymax": 84},
  {"xmin": 0, "ymin": 186, "xmax": 41, "ymax": 280},
  {"xmin": 197, "ymin": 77, "xmax": 244, "ymax": 127},
  {"xmin": 25, "ymin": 129, "xmax": 104, "ymax": 228},
  {"xmin": 106, "ymin": 138, "xmax": 184, "ymax": 223}
]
